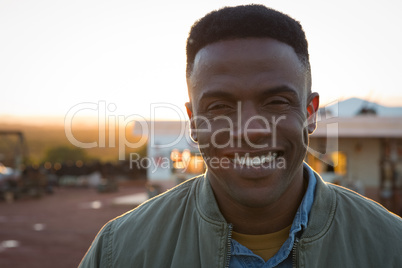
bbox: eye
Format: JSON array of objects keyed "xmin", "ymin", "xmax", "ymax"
[
  {"xmin": 269, "ymin": 100, "xmax": 289, "ymax": 105},
  {"xmin": 263, "ymin": 98, "xmax": 290, "ymax": 106},
  {"xmin": 207, "ymin": 103, "xmax": 233, "ymax": 111}
]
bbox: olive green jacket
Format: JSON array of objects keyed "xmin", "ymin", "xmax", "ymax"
[{"xmin": 79, "ymin": 169, "xmax": 402, "ymax": 267}]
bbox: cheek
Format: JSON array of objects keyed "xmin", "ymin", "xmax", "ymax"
[
  {"xmin": 277, "ymin": 114, "xmax": 307, "ymax": 144},
  {"xmin": 194, "ymin": 120, "xmax": 212, "ymax": 146},
  {"xmin": 197, "ymin": 120, "xmax": 232, "ymax": 146}
]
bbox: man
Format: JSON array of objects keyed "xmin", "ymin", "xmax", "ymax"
[{"xmin": 80, "ymin": 5, "xmax": 402, "ymax": 267}]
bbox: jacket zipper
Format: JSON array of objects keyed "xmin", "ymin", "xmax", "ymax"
[
  {"xmin": 292, "ymin": 237, "xmax": 299, "ymax": 268},
  {"xmin": 224, "ymin": 224, "xmax": 233, "ymax": 268}
]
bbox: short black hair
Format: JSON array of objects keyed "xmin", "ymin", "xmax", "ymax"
[{"xmin": 186, "ymin": 4, "xmax": 311, "ymax": 81}]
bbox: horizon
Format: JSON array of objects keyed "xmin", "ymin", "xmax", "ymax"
[{"xmin": 1, "ymin": 96, "xmax": 401, "ymax": 127}]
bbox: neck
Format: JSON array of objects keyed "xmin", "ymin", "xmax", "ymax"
[{"xmin": 213, "ymin": 170, "xmax": 306, "ymax": 235}]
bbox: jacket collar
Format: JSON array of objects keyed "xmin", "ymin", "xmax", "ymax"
[
  {"xmin": 301, "ymin": 167, "xmax": 336, "ymax": 241},
  {"xmin": 195, "ymin": 173, "xmax": 227, "ymax": 224}
]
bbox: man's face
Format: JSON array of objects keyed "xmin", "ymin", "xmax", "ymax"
[{"xmin": 186, "ymin": 38, "xmax": 318, "ymax": 208}]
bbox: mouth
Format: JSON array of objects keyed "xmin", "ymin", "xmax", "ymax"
[{"xmin": 228, "ymin": 151, "xmax": 283, "ymax": 167}]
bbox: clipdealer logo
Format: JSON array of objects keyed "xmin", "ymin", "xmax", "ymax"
[{"xmin": 64, "ymin": 100, "xmax": 339, "ymax": 168}]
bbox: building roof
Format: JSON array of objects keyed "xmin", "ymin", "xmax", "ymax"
[
  {"xmin": 133, "ymin": 120, "xmax": 198, "ymax": 150},
  {"xmin": 133, "ymin": 120, "xmax": 190, "ymax": 137},
  {"xmin": 322, "ymin": 97, "xmax": 402, "ymax": 117},
  {"xmin": 312, "ymin": 116, "xmax": 402, "ymax": 138}
]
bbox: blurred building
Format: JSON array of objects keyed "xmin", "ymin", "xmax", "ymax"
[
  {"xmin": 133, "ymin": 120, "xmax": 204, "ymax": 195},
  {"xmin": 307, "ymin": 98, "xmax": 402, "ymax": 213}
]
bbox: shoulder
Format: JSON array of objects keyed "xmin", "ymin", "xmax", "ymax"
[
  {"xmin": 79, "ymin": 176, "xmax": 204, "ymax": 267},
  {"xmin": 301, "ymin": 182, "xmax": 402, "ymax": 267},
  {"xmin": 113, "ymin": 176, "xmax": 201, "ymax": 229},
  {"xmin": 329, "ymin": 183, "xmax": 402, "ymax": 226}
]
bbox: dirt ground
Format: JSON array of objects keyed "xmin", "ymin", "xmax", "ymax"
[
  {"xmin": 0, "ymin": 179, "xmax": 147, "ymax": 268},
  {"xmin": 1, "ymin": 180, "xmax": 400, "ymax": 268}
]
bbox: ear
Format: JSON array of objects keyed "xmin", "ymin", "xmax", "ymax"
[
  {"xmin": 185, "ymin": 102, "xmax": 198, "ymax": 142},
  {"xmin": 306, "ymin": 93, "xmax": 320, "ymax": 134}
]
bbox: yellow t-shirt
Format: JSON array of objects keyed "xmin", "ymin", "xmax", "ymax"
[{"xmin": 231, "ymin": 225, "xmax": 292, "ymax": 262}]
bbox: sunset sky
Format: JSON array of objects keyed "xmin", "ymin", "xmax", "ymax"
[{"xmin": 1, "ymin": 0, "xmax": 401, "ymax": 124}]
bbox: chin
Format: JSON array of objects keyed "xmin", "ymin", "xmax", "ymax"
[{"xmin": 230, "ymin": 183, "xmax": 286, "ymax": 208}]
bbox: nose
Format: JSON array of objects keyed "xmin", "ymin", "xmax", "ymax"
[{"xmin": 231, "ymin": 101, "xmax": 272, "ymax": 147}]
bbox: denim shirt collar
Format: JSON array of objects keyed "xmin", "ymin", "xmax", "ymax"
[{"xmin": 230, "ymin": 162, "xmax": 317, "ymax": 267}]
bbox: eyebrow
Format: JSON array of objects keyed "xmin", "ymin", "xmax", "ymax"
[
  {"xmin": 259, "ymin": 86, "xmax": 300, "ymax": 98},
  {"xmin": 199, "ymin": 90, "xmax": 236, "ymax": 101},
  {"xmin": 198, "ymin": 85, "xmax": 300, "ymax": 101}
]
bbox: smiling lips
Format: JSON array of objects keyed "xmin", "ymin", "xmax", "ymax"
[{"xmin": 229, "ymin": 152, "xmax": 280, "ymax": 167}]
